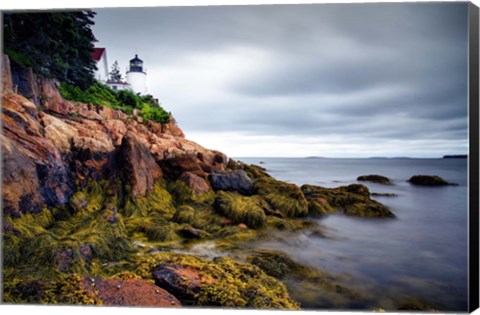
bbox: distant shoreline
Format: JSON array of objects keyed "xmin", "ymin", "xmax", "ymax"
[{"xmin": 234, "ymin": 156, "xmax": 468, "ymax": 160}]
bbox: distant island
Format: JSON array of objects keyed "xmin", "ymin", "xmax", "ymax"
[{"xmin": 443, "ymin": 155, "xmax": 468, "ymax": 159}]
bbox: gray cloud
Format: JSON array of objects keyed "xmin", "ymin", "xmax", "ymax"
[{"xmin": 93, "ymin": 2, "xmax": 469, "ymax": 157}]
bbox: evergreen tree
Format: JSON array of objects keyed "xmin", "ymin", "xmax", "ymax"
[
  {"xmin": 4, "ymin": 10, "xmax": 98, "ymax": 89},
  {"xmin": 109, "ymin": 60, "xmax": 122, "ymax": 82}
]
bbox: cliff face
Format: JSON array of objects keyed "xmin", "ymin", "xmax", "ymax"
[{"xmin": 1, "ymin": 57, "xmax": 227, "ymax": 217}]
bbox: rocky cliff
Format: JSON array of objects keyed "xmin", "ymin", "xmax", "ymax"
[
  {"xmin": 2, "ymin": 56, "xmax": 227, "ymax": 218},
  {"xmin": 2, "ymin": 55, "xmax": 393, "ymax": 308}
]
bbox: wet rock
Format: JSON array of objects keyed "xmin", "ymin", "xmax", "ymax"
[
  {"xmin": 178, "ymin": 227, "xmax": 209, "ymax": 239},
  {"xmin": 248, "ymin": 249, "xmax": 302, "ymax": 278},
  {"xmin": 371, "ymin": 192, "xmax": 398, "ymax": 197},
  {"xmin": 152, "ymin": 264, "xmax": 212, "ymax": 300},
  {"xmin": 80, "ymin": 277, "xmax": 181, "ymax": 307},
  {"xmin": 408, "ymin": 175, "xmax": 456, "ymax": 186},
  {"xmin": 210, "ymin": 170, "xmax": 254, "ymax": 195},
  {"xmin": 357, "ymin": 174, "xmax": 391, "ymax": 185}
]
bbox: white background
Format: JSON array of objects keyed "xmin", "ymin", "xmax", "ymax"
[{"xmin": 0, "ymin": 1, "xmax": 479, "ymax": 315}]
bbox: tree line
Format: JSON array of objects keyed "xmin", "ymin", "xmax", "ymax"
[{"xmin": 4, "ymin": 10, "xmax": 97, "ymax": 89}]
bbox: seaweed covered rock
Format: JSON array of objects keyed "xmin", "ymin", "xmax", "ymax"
[
  {"xmin": 357, "ymin": 174, "xmax": 391, "ymax": 185},
  {"xmin": 408, "ymin": 175, "xmax": 456, "ymax": 186},
  {"xmin": 210, "ymin": 170, "xmax": 254, "ymax": 195},
  {"xmin": 249, "ymin": 171, "xmax": 308, "ymax": 218},
  {"xmin": 247, "ymin": 249, "xmax": 362, "ymax": 308},
  {"xmin": 248, "ymin": 249, "xmax": 303, "ymax": 278},
  {"xmin": 214, "ymin": 191, "xmax": 266, "ymax": 229},
  {"xmin": 135, "ymin": 252, "xmax": 300, "ymax": 309},
  {"xmin": 301, "ymin": 184, "xmax": 394, "ymax": 218}
]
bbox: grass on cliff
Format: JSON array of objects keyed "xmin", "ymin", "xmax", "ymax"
[{"xmin": 59, "ymin": 82, "xmax": 170, "ymax": 123}]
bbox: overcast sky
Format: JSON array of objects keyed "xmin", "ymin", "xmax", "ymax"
[{"xmin": 92, "ymin": 2, "xmax": 469, "ymax": 158}]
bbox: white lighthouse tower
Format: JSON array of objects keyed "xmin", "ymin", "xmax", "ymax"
[{"xmin": 126, "ymin": 54, "xmax": 147, "ymax": 94}]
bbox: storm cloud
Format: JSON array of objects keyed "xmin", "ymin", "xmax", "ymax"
[{"xmin": 93, "ymin": 3, "xmax": 469, "ymax": 157}]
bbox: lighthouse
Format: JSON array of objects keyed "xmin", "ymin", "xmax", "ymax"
[{"xmin": 126, "ymin": 54, "xmax": 147, "ymax": 94}]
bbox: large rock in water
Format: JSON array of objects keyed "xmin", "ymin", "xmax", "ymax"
[
  {"xmin": 357, "ymin": 174, "xmax": 391, "ymax": 185},
  {"xmin": 120, "ymin": 132, "xmax": 163, "ymax": 197},
  {"xmin": 210, "ymin": 170, "xmax": 254, "ymax": 195},
  {"xmin": 301, "ymin": 184, "xmax": 395, "ymax": 218},
  {"xmin": 408, "ymin": 175, "xmax": 456, "ymax": 186}
]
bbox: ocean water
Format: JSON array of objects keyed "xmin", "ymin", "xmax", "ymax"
[{"xmin": 238, "ymin": 157, "xmax": 469, "ymax": 311}]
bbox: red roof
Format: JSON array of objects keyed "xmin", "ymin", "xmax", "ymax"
[{"xmin": 91, "ymin": 48, "xmax": 105, "ymax": 62}]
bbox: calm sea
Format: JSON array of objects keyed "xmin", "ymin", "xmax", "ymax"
[{"xmin": 238, "ymin": 157, "xmax": 469, "ymax": 311}]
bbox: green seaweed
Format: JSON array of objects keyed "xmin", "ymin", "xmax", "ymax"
[
  {"xmin": 133, "ymin": 252, "xmax": 300, "ymax": 309},
  {"xmin": 213, "ymin": 191, "xmax": 266, "ymax": 229}
]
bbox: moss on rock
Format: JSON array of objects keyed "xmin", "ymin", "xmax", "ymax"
[
  {"xmin": 253, "ymin": 176, "xmax": 308, "ymax": 218},
  {"xmin": 133, "ymin": 252, "xmax": 300, "ymax": 309},
  {"xmin": 301, "ymin": 184, "xmax": 394, "ymax": 218},
  {"xmin": 213, "ymin": 191, "xmax": 266, "ymax": 229}
]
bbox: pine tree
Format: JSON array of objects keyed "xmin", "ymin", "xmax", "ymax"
[
  {"xmin": 109, "ymin": 61, "xmax": 122, "ymax": 82},
  {"xmin": 4, "ymin": 10, "xmax": 98, "ymax": 89}
]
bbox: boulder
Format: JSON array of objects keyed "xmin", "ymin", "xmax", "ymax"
[
  {"xmin": 408, "ymin": 175, "xmax": 456, "ymax": 186},
  {"xmin": 179, "ymin": 172, "xmax": 211, "ymax": 194},
  {"xmin": 210, "ymin": 170, "xmax": 254, "ymax": 195},
  {"xmin": 119, "ymin": 132, "xmax": 163, "ymax": 197},
  {"xmin": 357, "ymin": 174, "xmax": 391, "ymax": 185},
  {"xmin": 152, "ymin": 264, "xmax": 213, "ymax": 300},
  {"xmin": 81, "ymin": 277, "xmax": 181, "ymax": 307},
  {"xmin": 159, "ymin": 154, "xmax": 206, "ymax": 179}
]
